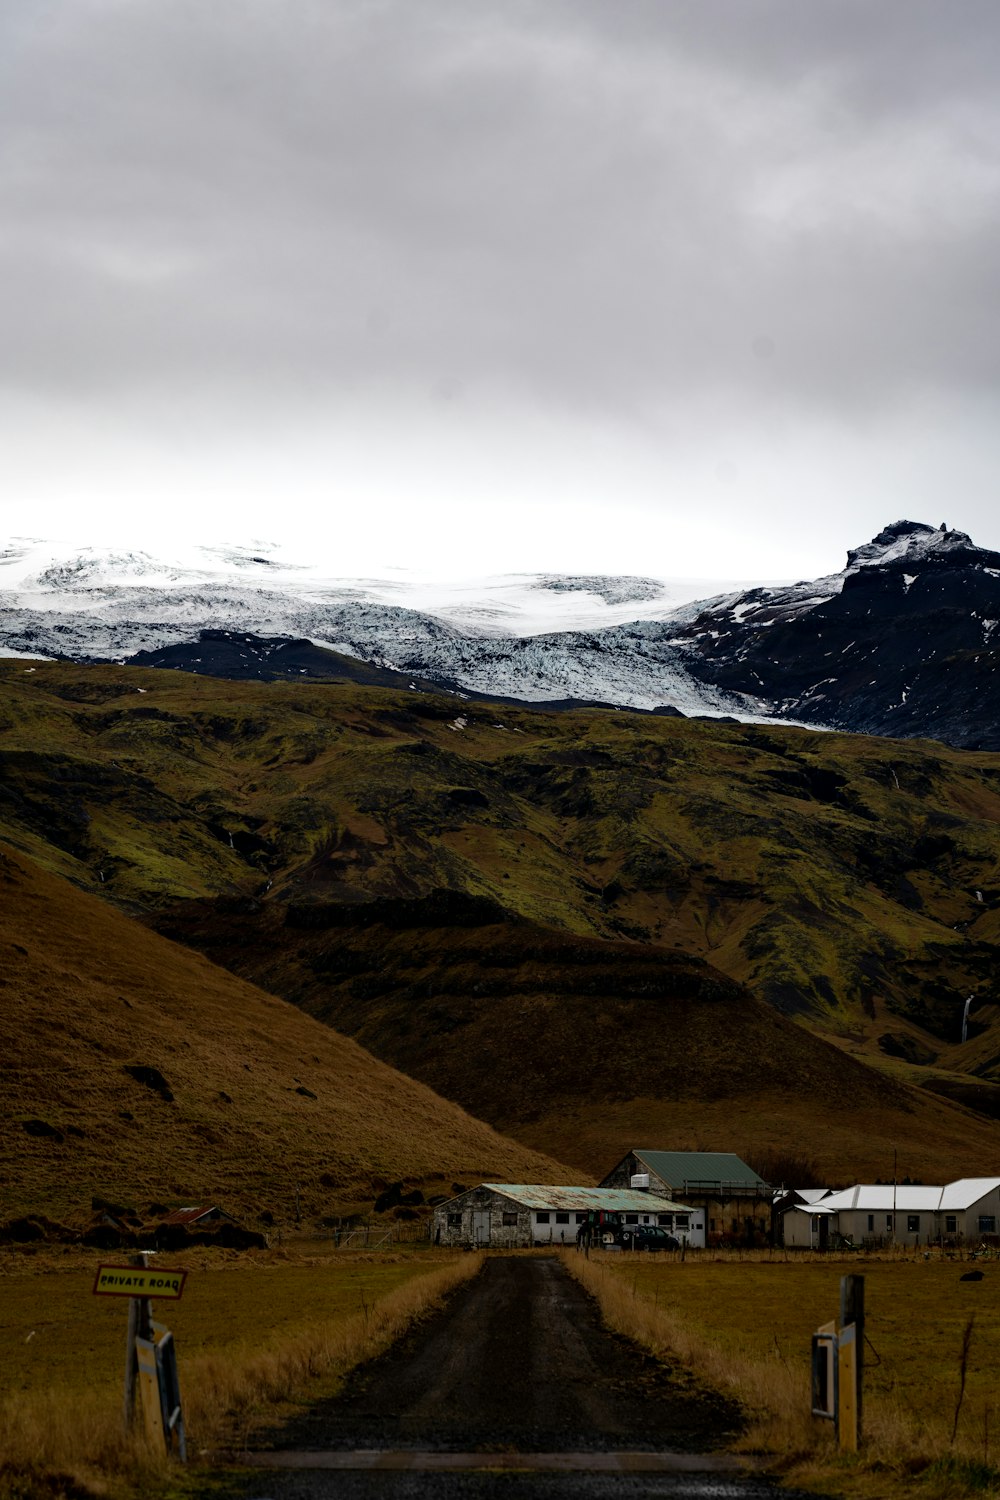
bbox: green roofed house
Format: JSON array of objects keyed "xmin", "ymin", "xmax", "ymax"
[{"xmin": 599, "ymin": 1150, "xmax": 772, "ymax": 1247}]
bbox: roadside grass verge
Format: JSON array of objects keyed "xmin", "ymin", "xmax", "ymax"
[
  {"xmin": 0, "ymin": 1247, "xmax": 481, "ymax": 1500},
  {"xmin": 563, "ymin": 1249, "xmax": 1000, "ymax": 1499}
]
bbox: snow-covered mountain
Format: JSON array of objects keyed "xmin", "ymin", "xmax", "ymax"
[
  {"xmin": 670, "ymin": 519, "xmax": 1000, "ymax": 747},
  {"xmin": 0, "ymin": 537, "xmax": 762, "ymax": 638},
  {"xmin": 3, "ymin": 521, "xmax": 1000, "ymax": 746},
  {"xmin": 0, "ymin": 537, "xmax": 772, "ymax": 719}
]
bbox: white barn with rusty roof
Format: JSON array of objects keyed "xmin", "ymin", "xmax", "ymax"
[{"xmin": 432, "ymin": 1183, "xmax": 703, "ymax": 1250}]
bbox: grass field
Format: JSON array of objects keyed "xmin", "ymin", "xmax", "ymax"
[
  {"xmin": 568, "ymin": 1247, "xmax": 1000, "ymax": 1497},
  {"xmin": 0, "ymin": 1244, "xmax": 433, "ymax": 1402},
  {"xmin": 0, "ymin": 1242, "xmax": 480, "ymax": 1498}
]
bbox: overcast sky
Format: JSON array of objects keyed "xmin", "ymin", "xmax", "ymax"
[{"xmin": 3, "ymin": 0, "xmax": 1000, "ymax": 579}]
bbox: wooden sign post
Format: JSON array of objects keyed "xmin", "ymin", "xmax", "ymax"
[
  {"xmin": 840, "ymin": 1273, "xmax": 865, "ymax": 1448},
  {"xmin": 93, "ymin": 1252, "xmax": 188, "ymax": 1460},
  {"xmin": 836, "ymin": 1321, "xmax": 858, "ymax": 1452},
  {"xmin": 811, "ymin": 1274, "xmax": 864, "ymax": 1452}
]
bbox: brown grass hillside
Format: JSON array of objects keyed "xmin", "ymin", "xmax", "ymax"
[
  {"xmin": 0, "ymin": 842, "xmax": 569, "ymax": 1224},
  {"xmin": 3, "ymin": 661, "xmax": 1000, "ymax": 1182}
]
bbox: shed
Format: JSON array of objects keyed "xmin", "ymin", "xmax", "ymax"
[
  {"xmin": 599, "ymin": 1149, "xmax": 770, "ymax": 1244},
  {"xmin": 772, "ymin": 1191, "xmax": 837, "ymax": 1249},
  {"xmin": 432, "ymin": 1183, "xmax": 704, "ymax": 1249}
]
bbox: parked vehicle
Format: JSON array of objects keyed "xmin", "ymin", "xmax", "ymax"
[
  {"xmin": 618, "ymin": 1225, "xmax": 681, "ymax": 1252},
  {"xmin": 577, "ymin": 1209, "xmax": 623, "ymax": 1248}
]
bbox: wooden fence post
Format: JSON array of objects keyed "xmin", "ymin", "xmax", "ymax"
[
  {"xmin": 839, "ymin": 1273, "xmax": 865, "ymax": 1447},
  {"xmin": 122, "ymin": 1252, "xmax": 152, "ymax": 1433}
]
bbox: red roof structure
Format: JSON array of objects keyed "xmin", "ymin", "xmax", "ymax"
[{"xmin": 159, "ymin": 1205, "xmax": 232, "ymax": 1227}]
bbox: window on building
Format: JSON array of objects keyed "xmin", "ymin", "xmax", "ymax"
[
  {"xmin": 657, "ymin": 1214, "xmax": 672, "ymax": 1227},
  {"xmin": 536, "ymin": 1212, "xmax": 550, "ymax": 1224},
  {"xmin": 867, "ymin": 1215, "xmax": 874, "ymax": 1232},
  {"xmin": 555, "ymin": 1212, "xmax": 570, "ymax": 1224},
  {"xmin": 945, "ymin": 1215, "xmax": 957, "ymax": 1234},
  {"xmin": 625, "ymin": 1214, "xmax": 639, "ymax": 1224},
  {"xmin": 447, "ymin": 1214, "xmax": 462, "ymax": 1228},
  {"xmin": 979, "ymin": 1216, "xmax": 997, "ymax": 1234},
  {"xmin": 642, "ymin": 1215, "xmax": 650, "ymax": 1224},
  {"xmin": 576, "ymin": 1213, "xmax": 587, "ymax": 1224},
  {"xmin": 907, "ymin": 1216, "xmax": 919, "ymax": 1233},
  {"xmin": 886, "ymin": 1215, "xmax": 893, "ymax": 1230},
  {"xmin": 502, "ymin": 1212, "xmax": 518, "ymax": 1226}
]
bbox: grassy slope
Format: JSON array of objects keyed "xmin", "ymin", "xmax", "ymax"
[
  {"xmin": 0, "ymin": 841, "xmax": 569, "ymax": 1223},
  {"xmin": 3, "ymin": 662, "xmax": 1000, "ymax": 1181},
  {"xmin": 152, "ymin": 908, "xmax": 1000, "ymax": 1183}
]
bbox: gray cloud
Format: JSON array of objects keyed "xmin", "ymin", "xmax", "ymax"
[{"xmin": 2, "ymin": 0, "xmax": 1000, "ymax": 572}]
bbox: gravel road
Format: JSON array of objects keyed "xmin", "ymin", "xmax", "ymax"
[{"xmin": 220, "ymin": 1255, "xmax": 822, "ymax": 1500}]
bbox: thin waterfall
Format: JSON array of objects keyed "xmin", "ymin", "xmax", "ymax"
[{"xmin": 961, "ymin": 995, "xmax": 973, "ymax": 1045}]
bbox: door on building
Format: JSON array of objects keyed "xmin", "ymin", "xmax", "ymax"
[{"xmin": 472, "ymin": 1211, "xmax": 491, "ymax": 1247}]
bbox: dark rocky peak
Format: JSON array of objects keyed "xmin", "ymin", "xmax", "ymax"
[{"xmin": 846, "ymin": 519, "xmax": 1000, "ymax": 573}]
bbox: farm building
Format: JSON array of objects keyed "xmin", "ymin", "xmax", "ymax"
[
  {"xmin": 599, "ymin": 1149, "xmax": 770, "ymax": 1244},
  {"xmin": 773, "ymin": 1190, "xmax": 837, "ymax": 1249},
  {"xmin": 158, "ymin": 1205, "xmax": 234, "ymax": 1228},
  {"xmin": 820, "ymin": 1179, "xmax": 1000, "ymax": 1247},
  {"xmin": 938, "ymin": 1178, "xmax": 1000, "ymax": 1240},
  {"xmin": 819, "ymin": 1184, "xmax": 944, "ymax": 1247},
  {"xmin": 432, "ymin": 1183, "xmax": 704, "ymax": 1249}
]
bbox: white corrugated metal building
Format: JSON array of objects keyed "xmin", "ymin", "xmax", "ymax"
[
  {"xmin": 776, "ymin": 1189, "xmax": 837, "ymax": 1249},
  {"xmin": 782, "ymin": 1179, "xmax": 1000, "ymax": 1248},
  {"xmin": 432, "ymin": 1183, "xmax": 704, "ymax": 1249}
]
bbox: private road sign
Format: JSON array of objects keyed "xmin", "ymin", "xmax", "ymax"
[{"xmin": 93, "ymin": 1264, "xmax": 188, "ymax": 1299}]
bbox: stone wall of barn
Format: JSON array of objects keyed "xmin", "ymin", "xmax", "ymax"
[
  {"xmin": 600, "ymin": 1153, "xmax": 655, "ymax": 1192},
  {"xmin": 432, "ymin": 1186, "xmax": 533, "ymax": 1248}
]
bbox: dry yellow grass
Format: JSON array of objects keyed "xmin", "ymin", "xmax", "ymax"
[
  {"xmin": 0, "ymin": 1246, "xmax": 481, "ymax": 1497},
  {"xmin": 565, "ymin": 1248, "xmax": 1000, "ymax": 1499}
]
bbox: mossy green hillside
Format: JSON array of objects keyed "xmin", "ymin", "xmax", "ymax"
[{"xmin": 3, "ymin": 661, "xmax": 1000, "ymax": 1141}]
